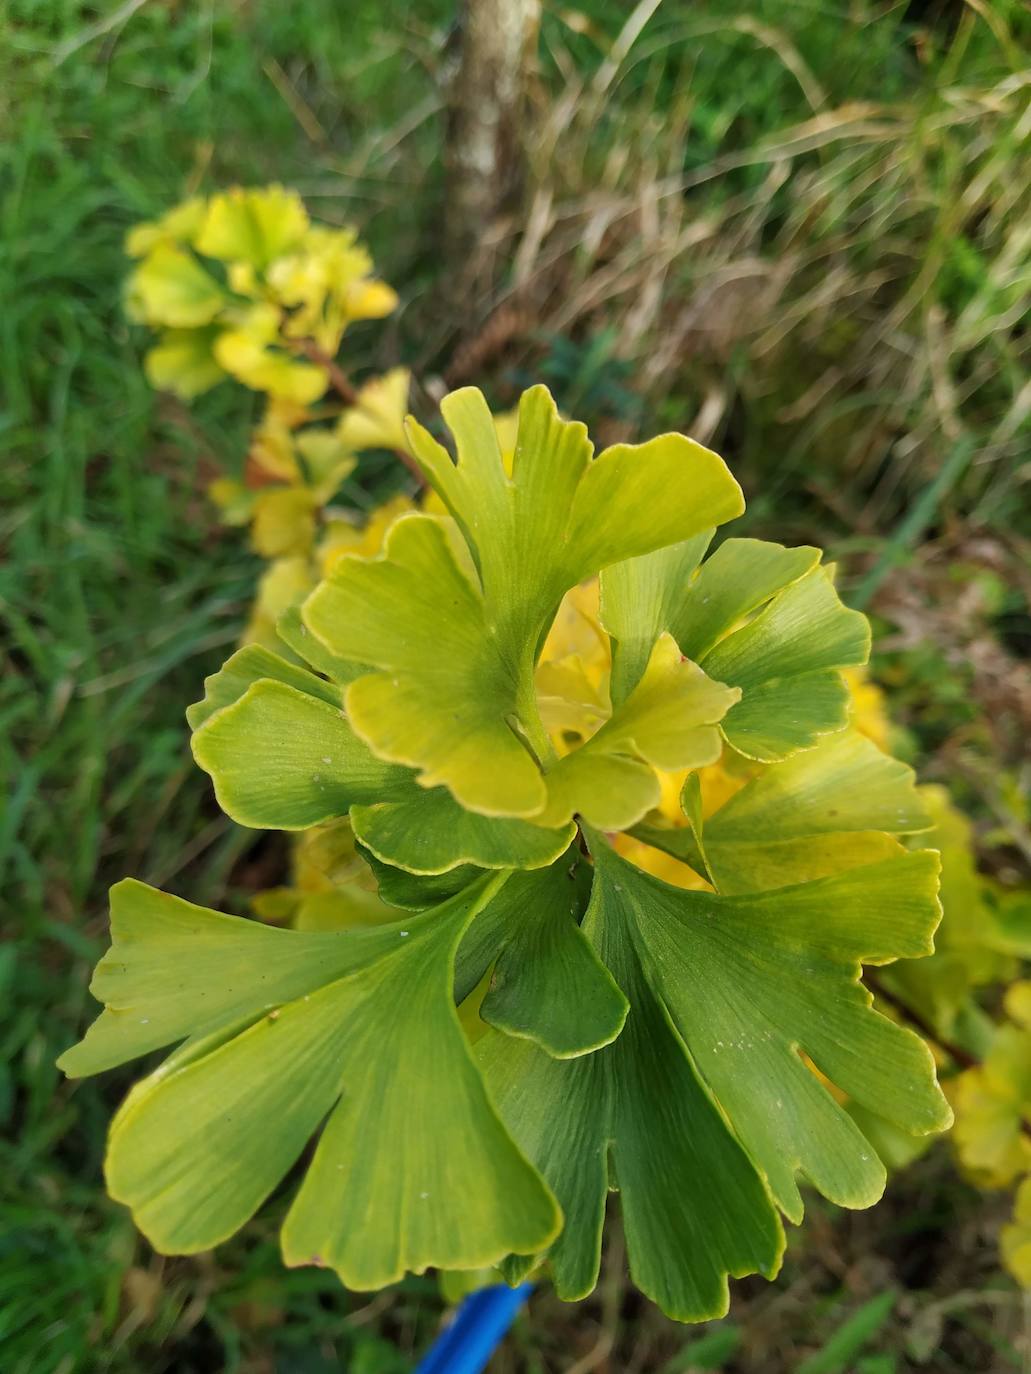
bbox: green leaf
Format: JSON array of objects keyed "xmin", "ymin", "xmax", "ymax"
[
  {"xmin": 600, "ymin": 534, "xmax": 713, "ymax": 704},
  {"xmin": 639, "ymin": 732, "xmax": 932, "ymax": 895},
  {"xmin": 456, "ymin": 857, "xmax": 628, "ymax": 1058},
  {"xmin": 477, "ymin": 860, "xmax": 784, "ymax": 1319},
  {"xmin": 537, "ymin": 635, "xmax": 739, "ymax": 830},
  {"xmin": 360, "ymin": 848, "xmax": 483, "ymax": 912},
  {"xmin": 602, "ymin": 537, "xmax": 866, "ymax": 763},
  {"xmin": 306, "ymin": 513, "xmax": 547, "ymax": 818},
  {"xmin": 795, "ymin": 1290, "xmax": 897, "ymax": 1374},
  {"xmin": 352, "ymin": 789, "xmax": 575, "ymax": 875},
  {"xmin": 190, "ymin": 654, "xmax": 573, "ymax": 871},
  {"xmin": 701, "ymin": 568, "xmax": 870, "ymax": 760},
  {"xmin": 191, "ymin": 678, "xmax": 410, "ymax": 829},
  {"xmin": 67, "ymin": 878, "xmax": 561, "ymax": 1288},
  {"xmin": 586, "ymin": 837, "xmax": 951, "ymax": 1221},
  {"xmin": 303, "ymin": 386, "xmax": 744, "ymax": 818},
  {"xmin": 186, "ymin": 644, "xmax": 340, "ymax": 731},
  {"xmin": 276, "ymin": 604, "xmax": 366, "ymax": 685},
  {"xmin": 58, "ymin": 879, "xmax": 406, "ymax": 1077},
  {"xmin": 672, "ymin": 538, "xmax": 821, "ymax": 663}
]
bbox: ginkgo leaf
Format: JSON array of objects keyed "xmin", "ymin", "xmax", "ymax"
[
  {"xmin": 276, "ymin": 604, "xmax": 366, "ymax": 684},
  {"xmin": 60, "ymin": 878, "xmax": 560, "ymax": 1288},
  {"xmin": 127, "ymin": 244, "xmax": 227, "ymax": 327},
  {"xmin": 268, "ymin": 224, "xmax": 397, "ymax": 354},
  {"xmin": 600, "ymin": 534, "xmax": 713, "ymax": 704},
  {"xmin": 634, "ymin": 731, "xmax": 931, "ymax": 894},
  {"xmin": 294, "ymin": 428, "xmax": 358, "ymax": 503},
  {"xmin": 291, "ymin": 885, "xmax": 399, "ymax": 931},
  {"xmin": 195, "ymin": 185, "xmax": 309, "ymax": 269},
  {"xmin": 671, "ymin": 538, "xmax": 822, "ymax": 662},
  {"xmin": 344, "ymin": 278, "xmax": 398, "ymax": 321},
  {"xmin": 1002, "ymin": 1177, "xmax": 1031, "ymax": 1287},
  {"xmin": 125, "ymin": 197, "xmax": 208, "ymax": 257},
  {"xmin": 351, "ymin": 791, "xmax": 575, "ymax": 875},
  {"xmin": 58, "ymin": 879, "xmax": 400, "ymax": 1077},
  {"xmin": 303, "ymin": 386, "xmax": 744, "ymax": 817},
  {"xmin": 581, "ymin": 836, "xmax": 950, "ymax": 1221},
  {"xmin": 536, "ymin": 635, "xmax": 739, "ymax": 831},
  {"xmin": 361, "ymin": 849, "xmax": 482, "ymax": 912},
  {"xmin": 215, "ymin": 326, "xmax": 327, "ymax": 405},
  {"xmin": 601, "ymin": 537, "xmax": 865, "ymax": 762},
  {"xmin": 250, "ymin": 488, "xmax": 319, "ymax": 558},
  {"xmin": 191, "ymin": 678, "xmax": 411, "ymax": 829},
  {"xmin": 192, "ymin": 662, "xmax": 574, "ymax": 874},
  {"xmin": 701, "ymin": 568, "xmax": 869, "ymax": 759},
  {"xmin": 953, "ymin": 984, "xmax": 1031, "ymax": 1187},
  {"xmin": 883, "ymin": 786, "xmax": 1020, "ymax": 1041},
  {"xmin": 208, "ymin": 477, "xmax": 255, "ymax": 527},
  {"xmin": 244, "ymin": 557, "xmax": 317, "ymax": 654},
  {"xmin": 186, "ymin": 643, "xmax": 340, "ymax": 731},
  {"xmin": 144, "ymin": 327, "xmax": 225, "ymax": 398},
  {"xmin": 476, "ymin": 859, "xmax": 785, "ymax": 1319},
  {"xmin": 453, "ymin": 856, "xmax": 628, "ymax": 1059},
  {"xmin": 335, "ymin": 367, "xmax": 410, "ymax": 452},
  {"xmin": 306, "ymin": 513, "xmax": 548, "ymax": 817}
]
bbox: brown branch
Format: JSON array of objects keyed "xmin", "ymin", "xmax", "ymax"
[
  {"xmin": 297, "ymin": 339, "xmax": 359, "ymax": 405},
  {"xmin": 297, "ymin": 340, "xmax": 425, "ymax": 486}
]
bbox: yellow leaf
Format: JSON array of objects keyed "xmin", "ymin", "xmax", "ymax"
[
  {"xmin": 251, "ymin": 489, "xmax": 318, "ymax": 559},
  {"xmin": 196, "ymin": 185, "xmax": 309, "ymax": 269},
  {"xmin": 268, "ymin": 225, "xmax": 396, "ymax": 355},
  {"xmin": 1002, "ymin": 1177, "xmax": 1031, "ymax": 1286},
  {"xmin": 344, "ymin": 278, "xmax": 398, "ymax": 321},
  {"xmin": 127, "ymin": 245, "xmax": 226, "ymax": 327},
  {"xmin": 843, "ymin": 666, "xmax": 891, "ymax": 752},
  {"xmin": 294, "ymin": 429, "xmax": 357, "ymax": 502},
  {"xmin": 953, "ymin": 1027, "xmax": 1031, "ymax": 1186},
  {"xmin": 318, "ymin": 494, "xmax": 416, "ymax": 575},
  {"xmin": 208, "ymin": 479, "xmax": 255, "ymax": 527},
  {"xmin": 215, "ymin": 328, "xmax": 327, "ymax": 405},
  {"xmin": 249, "ymin": 417, "xmax": 302, "ymax": 484},
  {"xmin": 125, "ymin": 198, "xmax": 208, "ymax": 257},
  {"xmin": 144, "ymin": 328, "xmax": 225, "ymax": 398},
  {"xmin": 335, "ymin": 368, "xmax": 410, "ymax": 453},
  {"xmin": 244, "ymin": 557, "xmax": 317, "ymax": 651},
  {"xmin": 1006, "ymin": 982, "xmax": 1031, "ymax": 1029}
]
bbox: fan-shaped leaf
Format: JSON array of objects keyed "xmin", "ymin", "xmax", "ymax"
[
  {"xmin": 586, "ymin": 837, "xmax": 950, "ymax": 1220},
  {"xmin": 302, "ymin": 386, "xmax": 744, "ymax": 817},
  {"xmin": 62, "ymin": 878, "xmax": 561, "ymax": 1288}
]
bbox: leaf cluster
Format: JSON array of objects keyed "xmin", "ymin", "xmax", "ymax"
[
  {"xmin": 129, "ymin": 187, "xmax": 415, "ymax": 648},
  {"xmin": 62, "ymin": 382, "xmax": 953, "ymax": 1321}
]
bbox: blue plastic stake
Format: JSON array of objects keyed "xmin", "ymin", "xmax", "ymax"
[{"xmin": 414, "ymin": 1283, "xmax": 533, "ymax": 1374}]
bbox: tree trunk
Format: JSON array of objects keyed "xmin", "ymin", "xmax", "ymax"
[{"xmin": 442, "ymin": 0, "xmax": 540, "ymax": 310}]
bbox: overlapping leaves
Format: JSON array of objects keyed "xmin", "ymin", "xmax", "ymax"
[{"xmin": 62, "ymin": 385, "xmax": 952, "ymax": 1321}]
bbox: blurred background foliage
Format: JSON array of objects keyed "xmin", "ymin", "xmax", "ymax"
[{"xmin": 1, "ymin": 1, "xmax": 1029, "ymax": 1371}]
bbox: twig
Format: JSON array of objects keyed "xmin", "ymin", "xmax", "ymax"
[
  {"xmin": 299, "ymin": 341, "xmax": 426, "ymax": 486},
  {"xmin": 297, "ymin": 340, "xmax": 359, "ymax": 405}
]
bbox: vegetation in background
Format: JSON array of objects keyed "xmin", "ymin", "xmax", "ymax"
[{"xmin": 2, "ymin": 1, "xmax": 1029, "ymax": 1371}]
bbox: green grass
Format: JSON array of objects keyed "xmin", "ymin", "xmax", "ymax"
[
  {"xmin": 2, "ymin": 2, "xmax": 1029, "ymax": 1370},
  {"xmin": 0, "ymin": 4, "xmax": 452, "ymax": 1369}
]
